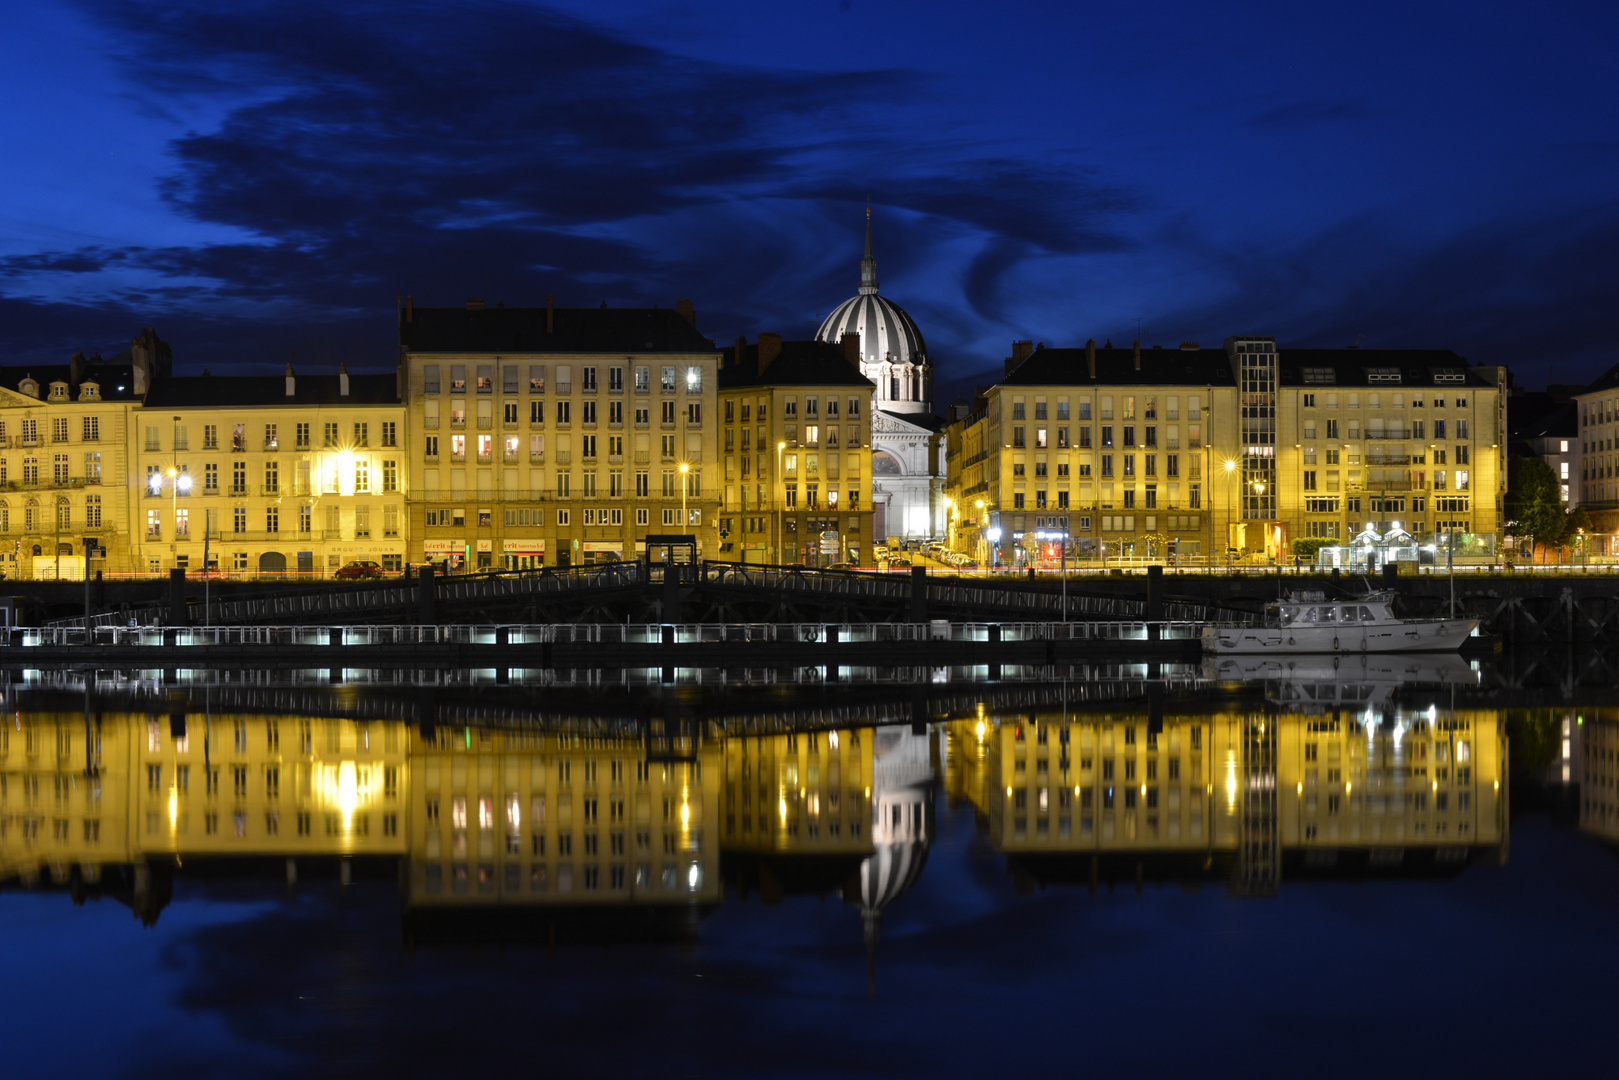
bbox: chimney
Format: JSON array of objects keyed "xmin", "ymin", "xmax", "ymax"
[
  {"xmin": 1133, "ymin": 339, "xmax": 1141, "ymax": 371},
  {"xmin": 731, "ymin": 335, "xmax": 747, "ymax": 373},
  {"xmin": 405, "ymin": 295, "xmax": 413, "ymax": 323},
  {"xmin": 758, "ymin": 332, "xmax": 783, "ymax": 374},
  {"xmin": 1086, "ymin": 338, "xmax": 1096, "ymax": 379},
  {"xmin": 69, "ymin": 351, "xmax": 85, "ymax": 386},
  {"xmin": 339, "ymin": 363, "xmax": 350, "ymax": 397},
  {"xmin": 841, "ymin": 331, "xmax": 861, "ymax": 370},
  {"xmin": 285, "ymin": 363, "xmax": 296, "ymax": 397},
  {"xmin": 1005, "ymin": 339, "xmax": 1035, "ymax": 377},
  {"xmin": 676, "ymin": 298, "xmax": 696, "ymax": 328},
  {"xmin": 466, "ymin": 298, "xmax": 485, "ymax": 310},
  {"xmin": 546, "ymin": 295, "xmax": 554, "ymax": 334},
  {"xmin": 1179, "ymin": 341, "xmax": 1199, "ymax": 351}
]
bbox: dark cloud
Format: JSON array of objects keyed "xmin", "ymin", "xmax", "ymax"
[
  {"xmin": 0, "ymin": 247, "xmax": 137, "ymax": 277},
  {"xmin": 1250, "ymin": 98, "xmax": 1375, "ymax": 128},
  {"xmin": 0, "ymin": 1, "xmax": 1144, "ymax": 373},
  {"xmin": 1160, "ymin": 200, "xmax": 1619, "ymax": 385}
]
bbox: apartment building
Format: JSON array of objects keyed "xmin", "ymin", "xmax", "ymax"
[
  {"xmin": 944, "ymin": 337, "xmax": 1506, "ymax": 565},
  {"xmin": 0, "ymin": 351, "xmax": 139, "ymax": 580},
  {"xmin": 945, "ymin": 340, "xmax": 1238, "ymax": 565},
  {"xmin": 717, "ymin": 334, "xmax": 875, "ymax": 565},
  {"xmin": 1574, "ymin": 362, "xmax": 1619, "ymax": 552},
  {"xmin": 398, "ymin": 299, "xmax": 721, "ymax": 570},
  {"xmin": 131, "ymin": 368, "xmax": 407, "ymax": 575}
]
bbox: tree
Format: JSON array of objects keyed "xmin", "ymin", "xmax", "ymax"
[
  {"xmin": 1504, "ymin": 456, "xmax": 1565, "ymax": 561},
  {"xmin": 1291, "ymin": 537, "xmax": 1333, "ymax": 562}
]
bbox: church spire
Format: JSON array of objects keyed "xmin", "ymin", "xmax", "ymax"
[{"xmin": 859, "ymin": 205, "xmax": 879, "ymax": 295}]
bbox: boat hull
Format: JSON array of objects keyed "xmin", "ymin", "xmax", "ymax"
[{"xmin": 1200, "ymin": 618, "xmax": 1479, "ymax": 654}]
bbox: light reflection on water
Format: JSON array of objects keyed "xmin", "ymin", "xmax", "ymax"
[{"xmin": 2, "ymin": 655, "xmax": 1616, "ymax": 1072}]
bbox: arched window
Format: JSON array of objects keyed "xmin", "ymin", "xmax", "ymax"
[
  {"xmin": 872, "ymin": 451, "xmax": 903, "ymax": 477},
  {"xmin": 56, "ymin": 496, "xmax": 71, "ymax": 530}
]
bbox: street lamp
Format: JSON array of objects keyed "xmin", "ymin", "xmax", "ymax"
[
  {"xmin": 1223, "ymin": 459, "xmax": 1237, "ymax": 569},
  {"xmin": 777, "ymin": 441, "xmax": 786, "ymax": 565}
]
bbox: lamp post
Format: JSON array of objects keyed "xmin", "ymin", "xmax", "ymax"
[
  {"xmin": 1223, "ymin": 458, "xmax": 1237, "ymax": 569},
  {"xmin": 678, "ymin": 462, "xmax": 689, "ymax": 533},
  {"xmin": 1252, "ymin": 480, "xmax": 1266, "ymax": 564},
  {"xmin": 975, "ymin": 499, "xmax": 986, "ymax": 570},
  {"xmin": 776, "ymin": 441, "xmax": 786, "ymax": 565}
]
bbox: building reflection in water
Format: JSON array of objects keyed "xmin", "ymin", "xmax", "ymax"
[
  {"xmin": 0, "ymin": 659, "xmax": 1510, "ymax": 949},
  {"xmin": 947, "ymin": 654, "xmax": 1507, "ymax": 894}
]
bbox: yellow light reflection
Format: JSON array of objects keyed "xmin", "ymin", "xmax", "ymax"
[{"xmin": 975, "ymin": 720, "xmax": 986, "ymax": 741}]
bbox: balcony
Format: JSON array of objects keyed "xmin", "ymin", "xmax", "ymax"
[
  {"xmin": 634, "ymin": 452, "xmax": 650, "ymax": 464},
  {"xmin": 263, "ymin": 441, "xmax": 279, "ymax": 452},
  {"xmin": 476, "ymin": 453, "xmax": 492, "ymax": 464},
  {"xmin": 260, "ymin": 485, "xmax": 282, "ymax": 496},
  {"xmin": 503, "ymin": 451, "xmax": 520, "ymax": 464},
  {"xmin": 477, "ymin": 417, "xmax": 492, "ymax": 430},
  {"xmin": 529, "ymin": 452, "xmax": 545, "ymax": 464},
  {"xmin": 424, "ymin": 417, "xmax": 440, "ymax": 430},
  {"xmin": 554, "ymin": 451, "xmax": 571, "ymax": 465}
]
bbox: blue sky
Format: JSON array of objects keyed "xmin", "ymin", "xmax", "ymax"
[{"xmin": 2, "ymin": 0, "xmax": 1617, "ymax": 400}]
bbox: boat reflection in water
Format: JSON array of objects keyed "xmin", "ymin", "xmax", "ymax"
[{"xmin": 0, "ymin": 659, "xmax": 1506, "ymax": 944}]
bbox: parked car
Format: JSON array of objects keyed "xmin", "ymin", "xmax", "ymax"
[{"xmin": 335, "ymin": 560, "xmax": 384, "ymax": 580}]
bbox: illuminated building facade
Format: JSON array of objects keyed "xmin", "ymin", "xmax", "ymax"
[
  {"xmin": 717, "ymin": 335, "xmax": 875, "ymax": 565},
  {"xmin": 1574, "ymin": 363, "xmax": 1619, "ymax": 552},
  {"xmin": 131, "ymin": 368, "xmax": 408, "ymax": 575},
  {"xmin": 944, "ymin": 338, "xmax": 1507, "ymax": 565},
  {"xmin": 397, "ymin": 300, "xmax": 722, "ymax": 570},
  {"xmin": 0, "ymin": 348, "xmax": 141, "ymax": 581}
]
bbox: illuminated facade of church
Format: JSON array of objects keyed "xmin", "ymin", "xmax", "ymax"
[{"xmin": 815, "ymin": 213, "xmax": 946, "ymax": 542}]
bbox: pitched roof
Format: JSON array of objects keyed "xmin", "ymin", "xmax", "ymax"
[
  {"xmin": 0, "ymin": 362, "xmax": 140, "ymax": 402},
  {"xmin": 1580, "ymin": 360, "xmax": 1619, "ymax": 397},
  {"xmin": 400, "ymin": 305, "xmax": 716, "ymax": 354},
  {"xmin": 1275, "ymin": 348, "xmax": 1493, "ymax": 388},
  {"xmin": 719, "ymin": 340, "xmax": 877, "ymax": 390},
  {"xmin": 997, "ymin": 346, "xmax": 1235, "ymax": 388},
  {"xmin": 142, "ymin": 373, "xmax": 401, "ymax": 408}
]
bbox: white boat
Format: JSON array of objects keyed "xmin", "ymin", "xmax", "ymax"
[{"xmin": 1200, "ymin": 590, "xmax": 1478, "ymax": 654}]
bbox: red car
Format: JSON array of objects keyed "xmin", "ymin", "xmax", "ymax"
[{"xmin": 334, "ymin": 560, "xmax": 383, "ymax": 580}]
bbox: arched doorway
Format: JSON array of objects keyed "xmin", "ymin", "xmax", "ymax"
[{"xmin": 258, "ymin": 551, "xmax": 287, "ymax": 574}]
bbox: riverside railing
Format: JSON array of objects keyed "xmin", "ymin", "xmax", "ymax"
[{"xmin": 13, "ymin": 620, "xmax": 1205, "ymax": 648}]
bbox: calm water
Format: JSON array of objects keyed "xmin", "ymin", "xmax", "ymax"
[{"xmin": 3, "ymin": 656, "xmax": 1616, "ymax": 1077}]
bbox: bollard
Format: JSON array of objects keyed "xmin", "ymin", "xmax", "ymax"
[
  {"xmin": 910, "ymin": 565, "xmax": 928, "ymax": 621},
  {"xmin": 417, "ymin": 566, "xmax": 436, "ymax": 624},
  {"xmin": 168, "ymin": 568, "xmax": 187, "ymax": 626},
  {"xmin": 1146, "ymin": 565, "xmax": 1164, "ymax": 622}
]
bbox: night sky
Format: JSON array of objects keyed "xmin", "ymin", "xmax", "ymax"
[{"xmin": 4, "ymin": 1, "xmax": 1617, "ymax": 400}]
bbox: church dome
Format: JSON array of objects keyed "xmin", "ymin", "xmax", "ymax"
[
  {"xmin": 815, "ymin": 294, "xmax": 928, "ymax": 371},
  {"xmin": 814, "ymin": 211, "xmax": 933, "ymax": 414}
]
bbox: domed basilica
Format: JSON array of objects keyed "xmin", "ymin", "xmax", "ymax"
[{"xmin": 814, "ymin": 212, "xmax": 946, "ymax": 542}]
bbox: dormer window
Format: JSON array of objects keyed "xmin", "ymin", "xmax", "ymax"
[
  {"xmin": 48, "ymin": 381, "xmax": 68, "ymax": 402},
  {"xmin": 78, "ymin": 381, "xmax": 100, "ymax": 402}
]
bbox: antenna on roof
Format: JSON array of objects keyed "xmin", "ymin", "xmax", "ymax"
[{"xmin": 1132, "ymin": 316, "xmax": 1143, "ymax": 343}]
